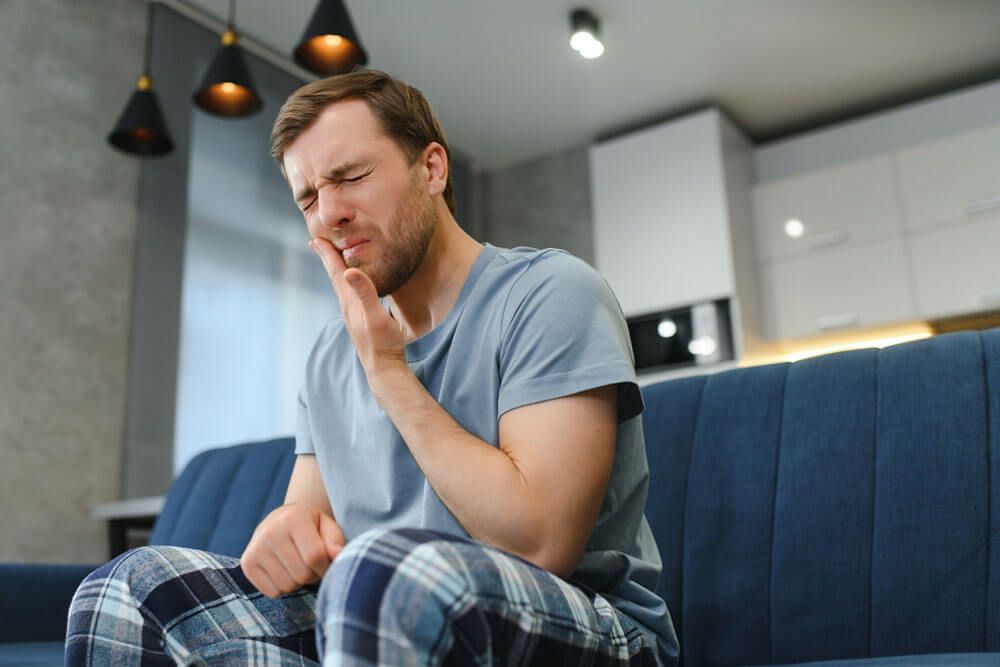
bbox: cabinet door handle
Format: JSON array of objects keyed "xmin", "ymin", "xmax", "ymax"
[
  {"xmin": 979, "ymin": 291, "xmax": 1000, "ymax": 307},
  {"xmin": 966, "ymin": 195, "xmax": 1000, "ymax": 216},
  {"xmin": 806, "ymin": 230, "xmax": 850, "ymax": 250},
  {"xmin": 815, "ymin": 312, "xmax": 860, "ymax": 332}
]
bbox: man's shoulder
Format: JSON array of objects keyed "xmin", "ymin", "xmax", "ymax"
[
  {"xmin": 490, "ymin": 246, "xmax": 601, "ymax": 289},
  {"xmin": 489, "ymin": 247, "xmax": 623, "ymax": 338}
]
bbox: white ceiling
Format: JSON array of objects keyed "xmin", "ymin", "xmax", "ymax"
[{"xmin": 183, "ymin": 0, "xmax": 1000, "ymax": 171}]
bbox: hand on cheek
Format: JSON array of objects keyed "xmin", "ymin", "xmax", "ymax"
[{"xmin": 309, "ymin": 237, "xmax": 407, "ymax": 377}]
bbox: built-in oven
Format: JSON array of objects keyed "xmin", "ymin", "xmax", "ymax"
[{"xmin": 627, "ymin": 298, "xmax": 735, "ymax": 374}]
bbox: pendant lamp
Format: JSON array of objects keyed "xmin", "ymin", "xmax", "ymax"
[
  {"xmin": 293, "ymin": 0, "xmax": 367, "ymax": 76},
  {"xmin": 108, "ymin": 2, "xmax": 174, "ymax": 157},
  {"xmin": 193, "ymin": 0, "xmax": 262, "ymax": 117}
]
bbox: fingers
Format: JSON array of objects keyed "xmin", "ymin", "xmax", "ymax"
[
  {"xmin": 309, "ymin": 237, "xmax": 346, "ymax": 289},
  {"xmin": 342, "ymin": 267, "xmax": 379, "ymax": 309},
  {"xmin": 309, "ymin": 237, "xmax": 376, "ymax": 305},
  {"xmin": 241, "ymin": 554, "xmax": 287, "ymax": 599},
  {"xmin": 242, "ymin": 541, "xmax": 299, "ymax": 599},
  {"xmin": 310, "ymin": 237, "xmax": 386, "ymax": 343},
  {"xmin": 308, "ymin": 237, "xmax": 407, "ymax": 370},
  {"xmin": 241, "ymin": 505, "xmax": 339, "ymax": 599},
  {"xmin": 318, "ymin": 513, "xmax": 347, "ymax": 561},
  {"xmin": 289, "ymin": 518, "xmax": 335, "ymax": 581},
  {"xmin": 268, "ymin": 530, "xmax": 321, "ymax": 587}
]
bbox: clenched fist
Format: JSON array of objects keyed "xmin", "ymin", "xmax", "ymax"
[{"xmin": 240, "ymin": 503, "xmax": 346, "ymax": 599}]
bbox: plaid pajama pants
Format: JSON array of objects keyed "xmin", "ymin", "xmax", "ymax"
[{"xmin": 66, "ymin": 526, "xmax": 663, "ymax": 666}]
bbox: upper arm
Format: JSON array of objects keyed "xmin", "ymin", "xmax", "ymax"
[
  {"xmin": 284, "ymin": 454, "xmax": 334, "ymax": 518},
  {"xmin": 497, "ymin": 383, "xmax": 618, "ymax": 578}
]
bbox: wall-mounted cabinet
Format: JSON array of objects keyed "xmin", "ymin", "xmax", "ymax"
[
  {"xmin": 753, "ymin": 117, "xmax": 1000, "ymax": 341},
  {"xmin": 908, "ymin": 214, "xmax": 1000, "ymax": 319},
  {"xmin": 895, "ymin": 123, "xmax": 1000, "ymax": 233},
  {"xmin": 589, "ymin": 109, "xmax": 762, "ymax": 362},
  {"xmin": 752, "ymin": 154, "xmax": 913, "ymax": 339},
  {"xmin": 760, "ymin": 239, "xmax": 915, "ymax": 340},
  {"xmin": 590, "ymin": 110, "xmax": 734, "ymax": 316},
  {"xmin": 752, "ymin": 155, "xmax": 904, "ymax": 262}
]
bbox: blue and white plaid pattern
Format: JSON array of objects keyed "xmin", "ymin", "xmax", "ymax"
[
  {"xmin": 67, "ymin": 528, "xmax": 660, "ymax": 666},
  {"xmin": 319, "ymin": 527, "xmax": 660, "ymax": 666},
  {"xmin": 66, "ymin": 546, "xmax": 318, "ymax": 665}
]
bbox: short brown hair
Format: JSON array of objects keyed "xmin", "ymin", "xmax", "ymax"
[{"xmin": 270, "ymin": 69, "xmax": 456, "ymax": 214}]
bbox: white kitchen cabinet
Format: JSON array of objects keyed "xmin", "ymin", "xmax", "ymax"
[
  {"xmin": 589, "ymin": 110, "xmax": 737, "ymax": 316},
  {"xmin": 760, "ymin": 239, "xmax": 916, "ymax": 340},
  {"xmin": 908, "ymin": 214, "xmax": 1000, "ymax": 319},
  {"xmin": 752, "ymin": 154, "xmax": 905, "ymax": 262},
  {"xmin": 895, "ymin": 121, "xmax": 1000, "ymax": 232}
]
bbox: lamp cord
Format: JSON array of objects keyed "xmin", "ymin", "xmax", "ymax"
[
  {"xmin": 228, "ymin": 0, "xmax": 235, "ymax": 29},
  {"xmin": 143, "ymin": 1, "xmax": 155, "ymax": 75}
]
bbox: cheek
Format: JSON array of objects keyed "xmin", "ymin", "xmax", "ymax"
[{"xmin": 303, "ymin": 214, "xmax": 320, "ymax": 237}]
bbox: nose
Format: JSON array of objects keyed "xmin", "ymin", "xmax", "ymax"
[{"xmin": 315, "ymin": 185, "xmax": 353, "ymax": 230}]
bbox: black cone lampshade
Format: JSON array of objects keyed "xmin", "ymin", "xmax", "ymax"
[
  {"xmin": 193, "ymin": 29, "xmax": 262, "ymax": 117},
  {"xmin": 108, "ymin": 4, "xmax": 174, "ymax": 157},
  {"xmin": 294, "ymin": 0, "xmax": 367, "ymax": 76},
  {"xmin": 108, "ymin": 75, "xmax": 174, "ymax": 156}
]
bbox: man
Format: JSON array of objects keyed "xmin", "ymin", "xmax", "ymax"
[{"xmin": 67, "ymin": 70, "xmax": 678, "ymax": 666}]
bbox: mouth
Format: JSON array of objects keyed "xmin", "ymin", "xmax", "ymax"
[{"xmin": 341, "ymin": 240, "xmax": 370, "ymax": 260}]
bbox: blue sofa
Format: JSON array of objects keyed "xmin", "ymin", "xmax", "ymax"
[{"xmin": 4, "ymin": 326, "xmax": 1000, "ymax": 666}]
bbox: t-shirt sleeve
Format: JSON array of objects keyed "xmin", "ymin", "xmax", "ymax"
[
  {"xmin": 294, "ymin": 386, "xmax": 314, "ymax": 455},
  {"xmin": 294, "ymin": 319, "xmax": 336, "ymax": 456},
  {"xmin": 497, "ymin": 251, "xmax": 644, "ymax": 424}
]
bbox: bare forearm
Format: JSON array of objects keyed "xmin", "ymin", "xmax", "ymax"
[{"xmin": 369, "ymin": 365, "xmax": 546, "ymax": 562}]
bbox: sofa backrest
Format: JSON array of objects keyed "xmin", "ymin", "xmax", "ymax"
[
  {"xmin": 640, "ymin": 327, "xmax": 1000, "ymax": 667},
  {"xmin": 149, "ymin": 437, "xmax": 296, "ymax": 557}
]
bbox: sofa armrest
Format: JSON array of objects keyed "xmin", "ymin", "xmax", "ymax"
[{"xmin": 0, "ymin": 563, "xmax": 98, "ymax": 642}]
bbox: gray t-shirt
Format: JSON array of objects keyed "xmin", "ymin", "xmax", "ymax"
[{"xmin": 296, "ymin": 243, "xmax": 678, "ymax": 664}]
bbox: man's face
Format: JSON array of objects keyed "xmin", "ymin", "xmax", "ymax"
[{"xmin": 283, "ymin": 99, "xmax": 436, "ymax": 297}]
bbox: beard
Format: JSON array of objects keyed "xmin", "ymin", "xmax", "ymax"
[{"xmin": 345, "ymin": 171, "xmax": 437, "ymax": 297}]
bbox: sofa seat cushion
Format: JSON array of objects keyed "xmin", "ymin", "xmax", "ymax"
[
  {"xmin": 765, "ymin": 652, "xmax": 1000, "ymax": 666},
  {"xmin": 0, "ymin": 642, "xmax": 64, "ymax": 665}
]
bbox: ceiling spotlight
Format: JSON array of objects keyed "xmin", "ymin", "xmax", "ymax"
[
  {"xmin": 294, "ymin": 0, "xmax": 368, "ymax": 76},
  {"xmin": 570, "ymin": 8, "xmax": 604, "ymax": 59}
]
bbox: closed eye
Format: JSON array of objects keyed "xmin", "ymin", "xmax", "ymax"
[
  {"xmin": 344, "ymin": 168, "xmax": 373, "ymax": 184},
  {"xmin": 301, "ymin": 198, "xmax": 315, "ymax": 212}
]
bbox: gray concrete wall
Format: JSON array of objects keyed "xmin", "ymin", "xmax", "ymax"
[
  {"xmin": 121, "ymin": 4, "xmax": 210, "ymax": 499},
  {"xmin": 480, "ymin": 146, "xmax": 595, "ymax": 265},
  {"xmin": 0, "ymin": 0, "xmax": 143, "ymax": 562}
]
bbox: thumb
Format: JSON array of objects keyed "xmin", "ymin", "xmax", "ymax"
[{"xmin": 318, "ymin": 513, "xmax": 346, "ymax": 560}]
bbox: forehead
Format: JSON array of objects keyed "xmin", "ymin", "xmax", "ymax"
[{"xmin": 283, "ymin": 98, "xmax": 392, "ymax": 178}]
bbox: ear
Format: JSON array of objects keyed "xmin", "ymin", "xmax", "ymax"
[{"xmin": 420, "ymin": 142, "xmax": 449, "ymax": 198}]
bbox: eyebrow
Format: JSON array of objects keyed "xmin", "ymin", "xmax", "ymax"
[{"xmin": 293, "ymin": 160, "xmax": 367, "ymax": 203}]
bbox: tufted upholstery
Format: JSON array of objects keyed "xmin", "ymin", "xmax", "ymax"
[
  {"xmin": 0, "ymin": 438, "xmax": 298, "ymax": 664},
  {"xmin": 148, "ymin": 436, "xmax": 297, "ymax": 557},
  {"xmin": 6, "ymin": 328, "xmax": 1000, "ymax": 666},
  {"xmin": 641, "ymin": 327, "xmax": 1000, "ymax": 666}
]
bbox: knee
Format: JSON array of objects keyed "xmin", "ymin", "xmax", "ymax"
[
  {"xmin": 71, "ymin": 546, "xmax": 198, "ymax": 612},
  {"xmin": 318, "ymin": 527, "xmax": 490, "ymax": 613},
  {"xmin": 67, "ymin": 545, "xmax": 179, "ymax": 642},
  {"xmin": 326, "ymin": 526, "xmax": 469, "ymax": 580},
  {"xmin": 315, "ymin": 527, "xmax": 500, "ymax": 660}
]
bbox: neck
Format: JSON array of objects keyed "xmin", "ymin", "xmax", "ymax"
[{"xmin": 386, "ymin": 203, "xmax": 483, "ymax": 342}]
